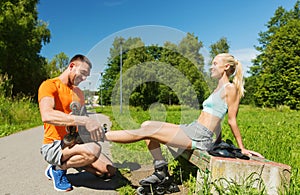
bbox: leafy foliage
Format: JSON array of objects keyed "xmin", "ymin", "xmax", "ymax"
[
  {"xmin": 0, "ymin": 79, "xmax": 41, "ymax": 137},
  {"xmin": 100, "ymin": 34, "xmax": 210, "ymax": 110},
  {"xmin": 44, "ymin": 52, "xmax": 69, "ymax": 78},
  {"xmin": 0, "ymin": 72, "xmax": 12, "ymax": 97},
  {"xmin": 209, "ymin": 37, "xmax": 230, "ymax": 58},
  {"xmin": 248, "ymin": 1, "xmax": 300, "ymax": 109},
  {"xmin": 0, "ymin": 0, "xmax": 50, "ymax": 97}
]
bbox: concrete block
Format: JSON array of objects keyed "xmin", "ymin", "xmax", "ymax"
[
  {"xmin": 167, "ymin": 147, "xmax": 291, "ymax": 195},
  {"xmin": 207, "ymin": 156, "xmax": 291, "ymax": 195}
]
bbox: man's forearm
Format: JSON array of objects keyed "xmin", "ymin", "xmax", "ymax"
[{"xmin": 42, "ymin": 110, "xmax": 89, "ymax": 126}]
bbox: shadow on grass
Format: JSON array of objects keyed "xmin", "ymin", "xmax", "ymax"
[{"xmin": 114, "ymin": 161, "xmax": 142, "ymax": 171}]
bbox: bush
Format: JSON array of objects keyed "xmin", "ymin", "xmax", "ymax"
[{"xmin": 0, "ymin": 94, "xmax": 41, "ymax": 137}]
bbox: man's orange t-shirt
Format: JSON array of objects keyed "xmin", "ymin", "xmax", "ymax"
[{"xmin": 38, "ymin": 78, "xmax": 84, "ymax": 144}]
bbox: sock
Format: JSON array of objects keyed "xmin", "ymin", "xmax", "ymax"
[{"xmin": 54, "ymin": 165, "xmax": 62, "ymax": 170}]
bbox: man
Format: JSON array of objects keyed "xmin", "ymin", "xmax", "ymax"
[{"xmin": 38, "ymin": 54, "xmax": 115, "ymax": 192}]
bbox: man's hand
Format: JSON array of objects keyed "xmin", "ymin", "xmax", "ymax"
[{"xmin": 85, "ymin": 118, "xmax": 104, "ymax": 141}]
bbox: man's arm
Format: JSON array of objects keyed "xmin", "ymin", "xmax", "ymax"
[
  {"xmin": 39, "ymin": 96, "xmax": 104, "ymax": 141},
  {"xmin": 39, "ymin": 96, "xmax": 89, "ymax": 126}
]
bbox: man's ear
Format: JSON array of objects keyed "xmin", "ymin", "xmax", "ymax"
[{"xmin": 69, "ymin": 62, "xmax": 75, "ymax": 70}]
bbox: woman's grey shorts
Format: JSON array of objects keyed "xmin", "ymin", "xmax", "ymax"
[
  {"xmin": 40, "ymin": 140, "xmax": 63, "ymax": 165},
  {"xmin": 180, "ymin": 121, "xmax": 214, "ymax": 151}
]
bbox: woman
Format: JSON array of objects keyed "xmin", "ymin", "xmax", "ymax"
[{"xmin": 104, "ymin": 53, "xmax": 263, "ymax": 186}]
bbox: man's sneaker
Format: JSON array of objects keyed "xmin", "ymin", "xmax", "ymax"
[
  {"xmin": 49, "ymin": 166, "xmax": 73, "ymax": 192},
  {"xmin": 44, "ymin": 164, "xmax": 52, "ymax": 180}
]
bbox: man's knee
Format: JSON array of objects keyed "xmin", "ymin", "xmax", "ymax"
[{"xmin": 82, "ymin": 142, "xmax": 102, "ymax": 162}]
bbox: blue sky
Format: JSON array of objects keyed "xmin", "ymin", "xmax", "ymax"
[{"xmin": 37, "ymin": 0, "xmax": 296, "ymax": 90}]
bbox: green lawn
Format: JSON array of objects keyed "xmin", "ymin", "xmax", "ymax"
[
  {"xmin": 98, "ymin": 105, "xmax": 299, "ymax": 168},
  {"xmin": 1, "ymin": 102, "xmax": 299, "ymax": 193},
  {"xmin": 98, "ymin": 104, "xmax": 300, "ymax": 194}
]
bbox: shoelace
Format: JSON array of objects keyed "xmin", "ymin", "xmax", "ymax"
[
  {"xmin": 60, "ymin": 171, "xmax": 69, "ymax": 183},
  {"xmin": 54, "ymin": 169, "xmax": 68, "ymax": 184}
]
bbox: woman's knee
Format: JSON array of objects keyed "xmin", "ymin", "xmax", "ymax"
[{"xmin": 141, "ymin": 120, "xmax": 153, "ymax": 129}]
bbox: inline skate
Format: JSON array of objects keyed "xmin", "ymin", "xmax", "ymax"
[{"xmin": 136, "ymin": 160, "xmax": 180, "ymax": 195}]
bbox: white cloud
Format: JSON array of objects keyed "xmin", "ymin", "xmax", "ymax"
[{"xmin": 231, "ymin": 48, "xmax": 260, "ymax": 76}]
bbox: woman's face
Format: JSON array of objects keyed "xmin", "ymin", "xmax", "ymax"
[{"xmin": 210, "ymin": 55, "xmax": 226, "ymax": 79}]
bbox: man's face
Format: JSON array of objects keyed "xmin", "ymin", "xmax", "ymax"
[{"xmin": 69, "ymin": 62, "xmax": 90, "ymax": 86}]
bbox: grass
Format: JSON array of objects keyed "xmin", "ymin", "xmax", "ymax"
[
  {"xmin": 98, "ymin": 105, "xmax": 300, "ymax": 168},
  {"xmin": 0, "ymin": 95, "xmax": 42, "ymax": 137},
  {"xmin": 1, "ymin": 100, "xmax": 299, "ymax": 194},
  {"xmin": 97, "ymin": 104, "xmax": 300, "ymax": 194},
  {"xmin": 190, "ymin": 169, "xmax": 267, "ymax": 195},
  {"xmin": 222, "ymin": 106, "xmax": 300, "ymax": 168}
]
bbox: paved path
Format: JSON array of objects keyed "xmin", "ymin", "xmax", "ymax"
[{"xmin": 0, "ymin": 114, "xmax": 127, "ymax": 195}]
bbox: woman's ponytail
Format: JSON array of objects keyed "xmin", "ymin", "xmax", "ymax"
[
  {"xmin": 217, "ymin": 53, "xmax": 245, "ymax": 98},
  {"xmin": 232, "ymin": 60, "xmax": 245, "ymax": 98}
]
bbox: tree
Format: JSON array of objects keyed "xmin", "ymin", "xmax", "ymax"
[
  {"xmin": 101, "ymin": 37, "xmax": 144, "ymax": 105},
  {"xmin": 100, "ymin": 34, "xmax": 210, "ymax": 109},
  {"xmin": 209, "ymin": 37, "xmax": 230, "ymax": 58},
  {"xmin": 0, "ymin": 73, "xmax": 12, "ymax": 97},
  {"xmin": 43, "ymin": 58, "xmax": 58, "ymax": 79},
  {"xmin": 254, "ymin": 19, "xmax": 300, "ymax": 109},
  {"xmin": 177, "ymin": 32, "xmax": 205, "ymax": 72},
  {"xmin": 43, "ymin": 52, "xmax": 69, "ymax": 78},
  {"xmin": 241, "ymin": 76, "xmax": 257, "ymax": 105},
  {"xmin": 249, "ymin": 1, "xmax": 300, "ymax": 109},
  {"xmin": 54, "ymin": 52, "xmax": 69, "ymax": 73},
  {"xmin": 0, "ymin": 0, "xmax": 50, "ymax": 97},
  {"xmin": 175, "ymin": 33, "xmax": 208, "ymax": 107}
]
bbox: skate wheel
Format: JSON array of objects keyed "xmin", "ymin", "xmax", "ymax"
[
  {"xmin": 167, "ymin": 183, "xmax": 180, "ymax": 193},
  {"xmin": 156, "ymin": 187, "xmax": 165, "ymax": 195},
  {"xmin": 136, "ymin": 186, "xmax": 145, "ymax": 195}
]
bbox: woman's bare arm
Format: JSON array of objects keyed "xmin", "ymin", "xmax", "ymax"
[{"xmin": 226, "ymin": 85, "xmax": 264, "ymax": 158}]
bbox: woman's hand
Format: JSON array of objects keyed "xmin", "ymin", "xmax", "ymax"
[{"xmin": 241, "ymin": 148, "xmax": 264, "ymax": 158}]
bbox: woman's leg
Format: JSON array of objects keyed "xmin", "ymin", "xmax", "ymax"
[
  {"xmin": 105, "ymin": 120, "xmax": 192, "ymax": 149},
  {"xmin": 145, "ymin": 139, "xmax": 164, "ymax": 160},
  {"xmin": 106, "ymin": 121, "xmax": 192, "ymax": 188}
]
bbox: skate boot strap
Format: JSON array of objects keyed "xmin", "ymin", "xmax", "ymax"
[
  {"xmin": 139, "ymin": 170, "xmax": 167, "ymax": 186},
  {"xmin": 153, "ymin": 171, "xmax": 166, "ymax": 181},
  {"xmin": 154, "ymin": 160, "xmax": 168, "ymax": 168}
]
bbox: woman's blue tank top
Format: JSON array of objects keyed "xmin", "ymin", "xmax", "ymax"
[{"xmin": 202, "ymin": 83, "xmax": 230, "ymax": 119}]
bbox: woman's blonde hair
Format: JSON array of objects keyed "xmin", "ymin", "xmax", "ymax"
[{"xmin": 217, "ymin": 53, "xmax": 245, "ymax": 98}]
